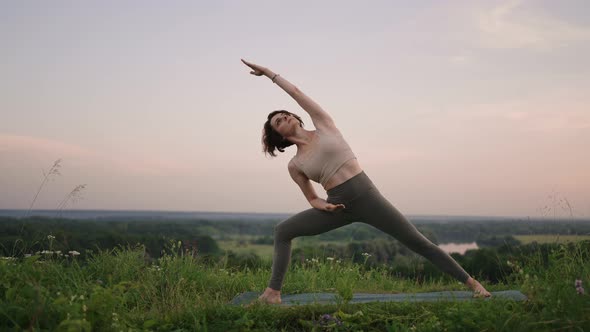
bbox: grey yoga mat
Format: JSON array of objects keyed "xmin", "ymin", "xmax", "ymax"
[{"xmin": 230, "ymin": 290, "xmax": 527, "ymax": 306}]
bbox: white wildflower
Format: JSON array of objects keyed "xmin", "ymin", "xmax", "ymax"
[
  {"xmin": 326, "ymin": 257, "xmax": 335, "ymax": 261},
  {"xmin": 47, "ymin": 235, "xmax": 56, "ymax": 240},
  {"xmin": 68, "ymin": 251, "xmax": 80, "ymax": 256}
]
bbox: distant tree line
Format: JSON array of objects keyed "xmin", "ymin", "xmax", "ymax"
[{"xmin": 1, "ymin": 216, "xmax": 589, "ymax": 283}]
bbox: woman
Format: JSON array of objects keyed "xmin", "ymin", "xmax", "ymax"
[{"xmin": 241, "ymin": 59, "xmax": 492, "ymax": 304}]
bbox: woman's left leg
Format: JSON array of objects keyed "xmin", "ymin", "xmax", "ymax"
[{"xmin": 349, "ymin": 187, "xmax": 471, "ymax": 283}]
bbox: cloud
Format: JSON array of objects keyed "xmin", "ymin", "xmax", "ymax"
[
  {"xmin": 0, "ymin": 135, "xmax": 192, "ymax": 176},
  {"xmin": 453, "ymin": 88, "xmax": 590, "ymax": 133},
  {"xmin": 0, "ymin": 135, "xmax": 93, "ymax": 157},
  {"xmin": 449, "ymin": 55, "xmax": 471, "ymax": 65},
  {"xmin": 474, "ymin": 0, "xmax": 590, "ymax": 50}
]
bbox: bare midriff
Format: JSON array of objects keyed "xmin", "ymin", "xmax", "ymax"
[{"xmin": 322, "ymin": 158, "xmax": 363, "ymax": 191}]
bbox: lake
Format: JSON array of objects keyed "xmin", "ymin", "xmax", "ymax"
[{"xmin": 438, "ymin": 242, "xmax": 479, "ymax": 255}]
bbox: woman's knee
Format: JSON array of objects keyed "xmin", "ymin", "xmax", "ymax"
[{"xmin": 273, "ymin": 221, "xmax": 292, "ymax": 241}]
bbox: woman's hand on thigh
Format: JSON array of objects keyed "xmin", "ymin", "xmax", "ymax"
[{"xmin": 324, "ymin": 203, "xmax": 345, "ymax": 212}]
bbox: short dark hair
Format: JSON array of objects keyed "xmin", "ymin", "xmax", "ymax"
[{"xmin": 262, "ymin": 110, "xmax": 304, "ymax": 157}]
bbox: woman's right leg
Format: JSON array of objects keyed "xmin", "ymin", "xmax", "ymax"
[{"xmin": 268, "ymin": 207, "xmax": 355, "ymax": 291}]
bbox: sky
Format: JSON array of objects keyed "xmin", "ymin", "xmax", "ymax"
[{"xmin": 1, "ymin": 0, "xmax": 589, "ymax": 218}]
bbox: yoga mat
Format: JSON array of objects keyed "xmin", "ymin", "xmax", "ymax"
[{"xmin": 230, "ymin": 290, "xmax": 527, "ymax": 306}]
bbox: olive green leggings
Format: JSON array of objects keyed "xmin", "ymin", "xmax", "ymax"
[{"xmin": 268, "ymin": 171, "xmax": 471, "ymax": 290}]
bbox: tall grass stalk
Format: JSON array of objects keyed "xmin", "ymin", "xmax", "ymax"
[
  {"xmin": 55, "ymin": 184, "xmax": 87, "ymax": 218},
  {"xmin": 24, "ymin": 158, "xmax": 62, "ymax": 218}
]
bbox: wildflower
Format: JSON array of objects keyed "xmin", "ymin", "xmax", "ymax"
[
  {"xmin": 68, "ymin": 250, "xmax": 80, "ymax": 256},
  {"xmin": 327, "ymin": 257, "xmax": 335, "ymax": 261},
  {"xmin": 319, "ymin": 313, "xmax": 342, "ymax": 326},
  {"xmin": 47, "ymin": 235, "xmax": 56, "ymax": 240},
  {"xmin": 575, "ymin": 279, "xmax": 585, "ymax": 295},
  {"xmin": 362, "ymin": 252, "xmax": 371, "ymax": 258},
  {"xmin": 41, "ymin": 250, "xmax": 54, "ymax": 255}
]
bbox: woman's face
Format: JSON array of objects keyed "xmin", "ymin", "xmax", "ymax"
[{"xmin": 270, "ymin": 112, "xmax": 296, "ymax": 136}]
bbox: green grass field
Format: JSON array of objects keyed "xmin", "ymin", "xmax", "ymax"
[
  {"xmin": 514, "ymin": 234, "xmax": 590, "ymax": 244},
  {"xmin": 220, "ymin": 235, "xmax": 590, "ymax": 259},
  {"xmin": 218, "ymin": 240, "xmax": 275, "ymax": 258},
  {"xmin": 218, "ymin": 238, "xmax": 342, "ymax": 259},
  {"xmin": 1, "ymin": 239, "xmax": 589, "ymax": 331}
]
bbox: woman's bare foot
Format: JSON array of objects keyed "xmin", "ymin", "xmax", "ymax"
[
  {"xmin": 465, "ymin": 277, "xmax": 492, "ymax": 298},
  {"xmin": 256, "ymin": 287, "xmax": 282, "ymax": 304}
]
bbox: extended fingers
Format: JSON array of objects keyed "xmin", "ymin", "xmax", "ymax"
[
  {"xmin": 326, "ymin": 203, "xmax": 346, "ymax": 211},
  {"xmin": 242, "ymin": 59, "xmax": 254, "ymax": 69},
  {"xmin": 241, "ymin": 58, "xmax": 257, "ymax": 68}
]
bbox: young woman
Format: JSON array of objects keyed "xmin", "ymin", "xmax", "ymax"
[{"xmin": 241, "ymin": 59, "xmax": 492, "ymax": 304}]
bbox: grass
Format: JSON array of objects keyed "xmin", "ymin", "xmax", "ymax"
[
  {"xmin": 237, "ymin": 235, "xmax": 590, "ymax": 262},
  {"xmin": 218, "ymin": 240, "xmax": 274, "ymax": 259},
  {"xmin": 1, "ymin": 240, "xmax": 589, "ymax": 331},
  {"xmin": 218, "ymin": 237, "xmax": 334, "ymax": 259},
  {"xmin": 514, "ymin": 234, "xmax": 590, "ymax": 244}
]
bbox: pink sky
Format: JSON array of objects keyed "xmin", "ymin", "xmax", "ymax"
[{"xmin": 1, "ymin": 1, "xmax": 589, "ymax": 217}]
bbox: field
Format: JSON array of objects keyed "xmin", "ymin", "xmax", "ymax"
[
  {"xmin": 2, "ymin": 240, "xmax": 589, "ymax": 331},
  {"xmin": 218, "ymin": 238, "xmax": 345, "ymax": 260},
  {"xmin": 514, "ymin": 234, "xmax": 590, "ymax": 244},
  {"xmin": 218, "ymin": 240, "xmax": 274, "ymax": 259},
  {"xmin": 219, "ymin": 234, "xmax": 590, "ymax": 261}
]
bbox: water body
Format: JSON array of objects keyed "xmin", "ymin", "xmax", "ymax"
[{"xmin": 438, "ymin": 242, "xmax": 479, "ymax": 255}]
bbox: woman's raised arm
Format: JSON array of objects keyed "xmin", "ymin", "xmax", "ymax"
[{"xmin": 241, "ymin": 59, "xmax": 336, "ymax": 131}]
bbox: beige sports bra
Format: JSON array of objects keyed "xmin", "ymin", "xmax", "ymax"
[{"xmin": 291, "ymin": 129, "xmax": 357, "ymax": 187}]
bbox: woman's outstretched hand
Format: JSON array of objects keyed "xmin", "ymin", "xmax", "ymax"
[
  {"xmin": 241, "ymin": 58, "xmax": 267, "ymax": 76},
  {"xmin": 325, "ymin": 203, "xmax": 345, "ymax": 212}
]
